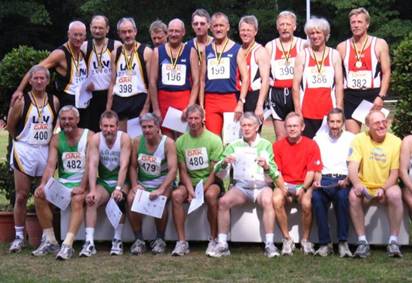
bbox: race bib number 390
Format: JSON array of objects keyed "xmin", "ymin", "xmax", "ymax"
[
  {"xmin": 29, "ymin": 123, "xmax": 51, "ymax": 145},
  {"xmin": 207, "ymin": 57, "xmax": 230, "ymax": 80},
  {"xmin": 138, "ymin": 154, "xmax": 161, "ymax": 176},
  {"xmin": 62, "ymin": 152, "xmax": 85, "ymax": 173},
  {"xmin": 161, "ymin": 64, "xmax": 186, "ymax": 86},
  {"xmin": 273, "ymin": 58, "xmax": 295, "ymax": 81},
  {"xmin": 185, "ymin": 147, "xmax": 209, "ymax": 171}
]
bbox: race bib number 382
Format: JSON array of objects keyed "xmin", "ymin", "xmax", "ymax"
[{"xmin": 185, "ymin": 147, "xmax": 209, "ymax": 171}]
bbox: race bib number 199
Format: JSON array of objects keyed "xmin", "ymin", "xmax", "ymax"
[
  {"xmin": 185, "ymin": 147, "xmax": 209, "ymax": 171},
  {"xmin": 207, "ymin": 57, "xmax": 230, "ymax": 80}
]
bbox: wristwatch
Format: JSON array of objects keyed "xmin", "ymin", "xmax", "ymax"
[
  {"xmin": 115, "ymin": 185, "xmax": 122, "ymax": 191},
  {"xmin": 239, "ymin": 97, "xmax": 246, "ymax": 104}
]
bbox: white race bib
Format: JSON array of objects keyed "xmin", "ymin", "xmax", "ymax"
[
  {"xmin": 28, "ymin": 123, "xmax": 51, "ymax": 145},
  {"xmin": 114, "ymin": 72, "xmax": 139, "ymax": 97},
  {"xmin": 273, "ymin": 58, "xmax": 295, "ymax": 80},
  {"xmin": 185, "ymin": 147, "xmax": 209, "ymax": 171},
  {"xmin": 307, "ymin": 66, "xmax": 333, "ymax": 88},
  {"xmin": 347, "ymin": 70, "xmax": 372, "ymax": 89},
  {"xmin": 62, "ymin": 152, "xmax": 85, "ymax": 173},
  {"xmin": 207, "ymin": 57, "xmax": 230, "ymax": 80},
  {"xmin": 138, "ymin": 154, "xmax": 161, "ymax": 176},
  {"xmin": 161, "ymin": 63, "xmax": 186, "ymax": 86}
]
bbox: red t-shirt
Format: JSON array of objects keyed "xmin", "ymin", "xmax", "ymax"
[{"xmin": 273, "ymin": 136, "xmax": 323, "ymax": 184}]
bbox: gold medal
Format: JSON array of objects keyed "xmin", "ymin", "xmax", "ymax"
[{"xmin": 355, "ymin": 61, "xmax": 362, "ymax": 68}]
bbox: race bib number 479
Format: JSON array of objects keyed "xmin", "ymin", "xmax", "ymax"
[
  {"xmin": 185, "ymin": 147, "xmax": 209, "ymax": 171},
  {"xmin": 138, "ymin": 154, "xmax": 161, "ymax": 176}
]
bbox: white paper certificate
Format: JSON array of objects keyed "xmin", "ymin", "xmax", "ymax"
[
  {"xmin": 44, "ymin": 177, "xmax": 72, "ymax": 210},
  {"xmin": 223, "ymin": 112, "xmax": 240, "ymax": 144},
  {"xmin": 127, "ymin": 117, "xmax": 143, "ymax": 138},
  {"xmin": 162, "ymin": 107, "xmax": 188, "ymax": 133},
  {"xmin": 352, "ymin": 100, "xmax": 389, "ymax": 124},
  {"xmin": 105, "ymin": 198, "xmax": 123, "ymax": 229},
  {"xmin": 131, "ymin": 189, "xmax": 167, "ymax": 219},
  {"xmin": 233, "ymin": 147, "xmax": 264, "ymax": 182},
  {"xmin": 75, "ymin": 76, "xmax": 92, "ymax": 109},
  {"xmin": 188, "ymin": 181, "xmax": 204, "ymax": 214}
]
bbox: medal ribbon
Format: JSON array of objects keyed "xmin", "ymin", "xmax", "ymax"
[
  {"xmin": 312, "ymin": 47, "xmax": 327, "ymax": 74},
  {"xmin": 352, "ymin": 36, "xmax": 368, "ymax": 64},
  {"xmin": 167, "ymin": 43, "xmax": 184, "ymax": 69},
  {"xmin": 213, "ymin": 38, "xmax": 229, "ymax": 64},
  {"xmin": 122, "ymin": 42, "xmax": 136, "ymax": 72},
  {"xmin": 67, "ymin": 43, "xmax": 81, "ymax": 76},
  {"xmin": 279, "ymin": 37, "xmax": 294, "ymax": 63},
  {"xmin": 30, "ymin": 91, "xmax": 47, "ymax": 123}
]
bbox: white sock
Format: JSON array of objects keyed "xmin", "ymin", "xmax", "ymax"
[
  {"xmin": 265, "ymin": 233, "xmax": 274, "ymax": 245},
  {"xmin": 389, "ymin": 235, "xmax": 398, "ymax": 244},
  {"xmin": 358, "ymin": 235, "xmax": 368, "ymax": 243},
  {"xmin": 15, "ymin": 226, "xmax": 24, "ymax": 239},
  {"xmin": 85, "ymin": 227, "xmax": 95, "ymax": 244},
  {"xmin": 44, "ymin": 228, "xmax": 57, "ymax": 244},
  {"xmin": 114, "ymin": 224, "xmax": 124, "ymax": 241},
  {"xmin": 218, "ymin": 233, "xmax": 227, "ymax": 243}
]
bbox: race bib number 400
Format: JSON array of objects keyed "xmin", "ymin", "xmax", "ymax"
[
  {"xmin": 273, "ymin": 58, "xmax": 295, "ymax": 81},
  {"xmin": 347, "ymin": 70, "xmax": 372, "ymax": 89},
  {"xmin": 29, "ymin": 123, "xmax": 51, "ymax": 145},
  {"xmin": 307, "ymin": 66, "xmax": 333, "ymax": 89},
  {"xmin": 161, "ymin": 64, "xmax": 186, "ymax": 86},
  {"xmin": 62, "ymin": 152, "xmax": 85, "ymax": 173},
  {"xmin": 185, "ymin": 147, "xmax": 209, "ymax": 171},
  {"xmin": 138, "ymin": 154, "xmax": 161, "ymax": 176},
  {"xmin": 207, "ymin": 57, "xmax": 230, "ymax": 80}
]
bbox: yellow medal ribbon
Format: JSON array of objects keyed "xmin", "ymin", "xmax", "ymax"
[
  {"xmin": 213, "ymin": 38, "xmax": 229, "ymax": 64},
  {"xmin": 30, "ymin": 91, "xmax": 47, "ymax": 124},
  {"xmin": 92, "ymin": 40, "xmax": 107, "ymax": 71},
  {"xmin": 167, "ymin": 43, "xmax": 184, "ymax": 69},
  {"xmin": 312, "ymin": 47, "xmax": 327, "ymax": 74},
  {"xmin": 352, "ymin": 36, "xmax": 368, "ymax": 68},
  {"xmin": 122, "ymin": 42, "xmax": 136, "ymax": 72},
  {"xmin": 279, "ymin": 37, "xmax": 294, "ymax": 64},
  {"xmin": 67, "ymin": 43, "xmax": 81, "ymax": 76}
]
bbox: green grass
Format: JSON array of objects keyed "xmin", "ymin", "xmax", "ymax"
[
  {"xmin": 1, "ymin": 243, "xmax": 412, "ymax": 282},
  {"xmin": 0, "ymin": 130, "xmax": 8, "ymax": 161}
]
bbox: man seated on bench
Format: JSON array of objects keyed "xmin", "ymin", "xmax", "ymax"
[
  {"xmin": 80, "ymin": 110, "xmax": 131, "ymax": 257},
  {"xmin": 348, "ymin": 110, "xmax": 403, "ymax": 258},
  {"xmin": 33, "ymin": 106, "xmax": 92, "ymax": 260},
  {"xmin": 127, "ymin": 113, "xmax": 177, "ymax": 255},
  {"xmin": 209, "ymin": 112, "xmax": 284, "ymax": 258},
  {"xmin": 272, "ymin": 112, "xmax": 322, "ymax": 256}
]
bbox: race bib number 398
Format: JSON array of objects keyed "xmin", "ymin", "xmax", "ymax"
[
  {"xmin": 62, "ymin": 152, "xmax": 85, "ymax": 173},
  {"xmin": 207, "ymin": 57, "xmax": 230, "ymax": 80},
  {"xmin": 185, "ymin": 147, "xmax": 209, "ymax": 171}
]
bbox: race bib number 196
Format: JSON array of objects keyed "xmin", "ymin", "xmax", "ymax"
[
  {"xmin": 185, "ymin": 147, "xmax": 209, "ymax": 171},
  {"xmin": 161, "ymin": 64, "xmax": 186, "ymax": 86}
]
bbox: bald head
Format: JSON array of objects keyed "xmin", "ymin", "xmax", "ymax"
[
  {"xmin": 68, "ymin": 20, "xmax": 86, "ymax": 32},
  {"xmin": 168, "ymin": 18, "xmax": 185, "ymax": 45},
  {"xmin": 67, "ymin": 20, "xmax": 86, "ymax": 48}
]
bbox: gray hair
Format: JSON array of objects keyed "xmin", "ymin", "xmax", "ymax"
[
  {"xmin": 59, "ymin": 105, "xmax": 80, "ymax": 119},
  {"xmin": 239, "ymin": 15, "xmax": 258, "ymax": 31},
  {"xmin": 91, "ymin": 15, "xmax": 109, "ymax": 27},
  {"xmin": 149, "ymin": 19, "xmax": 167, "ymax": 34},
  {"xmin": 211, "ymin": 12, "xmax": 229, "ymax": 25},
  {"xmin": 28, "ymin": 65, "xmax": 50, "ymax": 80},
  {"xmin": 327, "ymin": 108, "xmax": 345, "ymax": 122},
  {"xmin": 139, "ymin": 113, "xmax": 161, "ymax": 127},
  {"xmin": 100, "ymin": 110, "xmax": 119, "ymax": 125},
  {"xmin": 192, "ymin": 8, "xmax": 211, "ymax": 23},
  {"xmin": 168, "ymin": 18, "xmax": 185, "ymax": 31},
  {"xmin": 285, "ymin": 111, "xmax": 304, "ymax": 126},
  {"xmin": 240, "ymin": 112, "xmax": 260, "ymax": 126},
  {"xmin": 304, "ymin": 17, "xmax": 330, "ymax": 41},
  {"xmin": 186, "ymin": 104, "xmax": 205, "ymax": 120},
  {"xmin": 117, "ymin": 17, "xmax": 137, "ymax": 31},
  {"xmin": 68, "ymin": 20, "xmax": 86, "ymax": 31},
  {"xmin": 277, "ymin": 10, "xmax": 297, "ymax": 24}
]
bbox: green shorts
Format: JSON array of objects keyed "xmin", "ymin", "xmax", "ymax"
[{"xmin": 97, "ymin": 178, "xmax": 130, "ymax": 194}]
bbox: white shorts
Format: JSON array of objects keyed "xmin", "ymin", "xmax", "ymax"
[
  {"xmin": 233, "ymin": 182, "xmax": 268, "ymax": 203},
  {"xmin": 10, "ymin": 141, "xmax": 48, "ymax": 177}
]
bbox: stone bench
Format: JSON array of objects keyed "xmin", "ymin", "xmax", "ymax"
[{"xmin": 61, "ymin": 203, "xmax": 410, "ymax": 245}]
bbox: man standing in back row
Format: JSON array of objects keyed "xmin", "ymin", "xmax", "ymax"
[{"xmin": 337, "ymin": 7, "xmax": 391, "ymax": 134}]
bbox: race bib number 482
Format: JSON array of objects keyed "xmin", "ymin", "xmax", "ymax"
[
  {"xmin": 62, "ymin": 152, "xmax": 85, "ymax": 173},
  {"xmin": 185, "ymin": 147, "xmax": 209, "ymax": 171}
]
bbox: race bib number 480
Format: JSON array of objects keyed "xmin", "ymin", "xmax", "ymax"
[
  {"xmin": 29, "ymin": 123, "xmax": 51, "ymax": 145},
  {"xmin": 161, "ymin": 64, "xmax": 186, "ymax": 86},
  {"xmin": 62, "ymin": 152, "xmax": 85, "ymax": 173},
  {"xmin": 207, "ymin": 57, "xmax": 230, "ymax": 80},
  {"xmin": 185, "ymin": 147, "xmax": 209, "ymax": 171},
  {"xmin": 138, "ymin": 154, "xmax": 161, "ymax": 176}
]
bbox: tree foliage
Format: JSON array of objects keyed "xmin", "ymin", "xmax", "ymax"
[{"xmin": 392, "ymin": 34, "xmax": 412, "ymax": 138}]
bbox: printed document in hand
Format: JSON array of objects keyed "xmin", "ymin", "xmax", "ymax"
[
  {"xmin": 223, "ymin": 112, "xmax": 240, "ymax": 144},
  {"xmin": 233, "ymin": 147, "xmax": 264, "ymax": 182},
  {"xmin": 127, "ymin": 117, "xmax": 143, "ymax": 138},
  {"xmin": 162, "ymin": 107, "xmax": 188, "ymax": 133},
  {"xmin": 131, "ymin": 189, "xmax": 167, "ymax": 219},
  {"xmin": 352, "ymin": 100, "xmax": 389, "ymax": 124},
  {"xmin": 188, "ymin": 181, "xmax": 204, "ymax": 214},
  {"xmin": 75, "ymin": 77, "xmax": 92, "ymax": 109},
  {"xmin": 105, "ymin": 198, "xmax": 123, "ymax": 229},
  {"xmin": 44, "ymin": 177, "xmax": 72, "ymax": 210}
]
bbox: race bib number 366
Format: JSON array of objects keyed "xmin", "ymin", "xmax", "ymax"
[
  {"xmin": 62, "ymin": 152, "xmax": 85, "ymax": 173},
  {"xmin": 207, "ymin": 57, "xmax": 230, "ymax": 80},
  {"xmin": 307, "ymin": 66, "xmax": 333, "ymax": 89},
  {"xmin": 185, "ymin": 147, "xmax": 209, "ymax": 171}
]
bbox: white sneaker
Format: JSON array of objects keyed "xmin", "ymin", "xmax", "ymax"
[
  {"xmin": 264, "ymin": 242, "xmax": 280, "ymax": 258},
  {"xmin": 301, "ymin": 239, "xmax": 315, "ymax": 255},
  {"xmin": 338, "ymin": 241, "xmax": 353, "ymax": 258},
  {"xmin": 205, "ymin": 238, "xmax": 217, "ymax": 256},
  {"xmin": 171, "ymin": 241, "xmax": 190, "ymax": 256},
  {"xmin": 314, "ymin": 244, "xmax": 333, "ymax": 257},
  {"xmin": 150, "ymin": 238, "xmax": 166, "ymax": 254},
  {"xmin": 32, "ymin": 239, "xmax": 60, "ymax": 256},
  {"xmin": 208, "ymin": 241, "xmax": 230, "ymax": 258},
  {"xmin": 79, "ymin": 241, "xmax": 96, "ymax": 257},
  {"xmin": 56, "ymin": 244, "xmax": 75, "ymax": 260},
  {"xmin": 281, "ymin": 238, "xmax": 295, "ymax": 256},
  {"xmin": 110, "ymin": 239, "xmax": 124, "ymax": 256},
  {"xmin": 130, "ymin": 239, "xmax": 146, "ymax": 255},
  {"xmin": 9, "ymin": 236, "xmax": 25, "ymax": 253}
]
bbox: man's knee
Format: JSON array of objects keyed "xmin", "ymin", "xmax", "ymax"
[
  {"xmin": 349, "ymin": 189, "xmax": 361, "ymax": 206},
  {"xmin": 272, "ymin": 190, "xmax": 285, "ymax": 210},
  {"xmin": 386, "ymin": 185, "xmax": 402, "ymax": 204},
  {"xmin": 172, "ymin": 186, "xmax": 186, "ymax": 204},
  {"xmin": 260, "ymin": 189, "xmax": 273, "ymax": 209}
]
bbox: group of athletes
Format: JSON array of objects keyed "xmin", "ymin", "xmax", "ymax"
[{"xmin": 5, "ymin": 6, "xmax": 412, "ymax": 261}]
